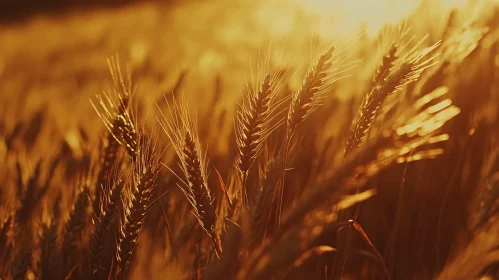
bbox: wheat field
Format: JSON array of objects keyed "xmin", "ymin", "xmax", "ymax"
[{"xmin": 0, "ymin": 0, "xmax": 498, "ymax": 279}]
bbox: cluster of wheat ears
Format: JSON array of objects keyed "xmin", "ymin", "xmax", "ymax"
[{"xmin": 1, "ymin": 3, "xmax": 499, "ymax": 280}]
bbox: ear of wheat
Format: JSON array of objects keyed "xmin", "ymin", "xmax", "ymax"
[
  {"xmin": 285, "ymin": 87, "xmax": 458, "ymax": 235},
  {"xmin": 158, "ymin": 95, "xmax": 222, "ymax": 257},
  {"xmin": 287, "ymin": 46, "xmax": 335, "ymax": 138},
  {"xmin": 91, "ymin": 56, "xmax": 137, "ymax": 213},
  {"xmin": 369, "ymin": 44, "xmax": 398, "ymax": 91},
  {"xmin": 235, "ymin": 71, "xmax": 283, "ymax": 203},
  {"xmin": 345, "ymin": 41, "xmax": 441, "ymax": 154},
  {"xmin": 237, "ymin": 87, "xmax": 459, "ymax": 280},
  {"xmin": 116, "ymin": 137, "xmax": 161, "ymax": 275}
]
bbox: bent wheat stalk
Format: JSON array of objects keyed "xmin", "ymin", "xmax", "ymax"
[
  {"xmin": 345, "ymin": 41, "xmax": 441, "ymax": 154},
  {"xmin": 239, "ymin": 88, "xmax": 460, "ymax": 278},
  {"xmin": 337, "ymin": 42, "xmax": 443, "ymax": 278}
]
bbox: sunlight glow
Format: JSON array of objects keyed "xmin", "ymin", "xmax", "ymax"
[{"xmin": 293, "ymin": 0, "xmax": 469, "ymax": 36}]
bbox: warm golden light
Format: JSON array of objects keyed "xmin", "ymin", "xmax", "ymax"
[
  {"xmin": 295, "ymin": 0, "xmax": 418, "ymax": 36},
  {"xmin": 291, "ymin": 0, "xmax": 470, "ymax": 36},
  {"xmin": 0, "ymin": 0, "xmax": 497, "ymax": 279}
]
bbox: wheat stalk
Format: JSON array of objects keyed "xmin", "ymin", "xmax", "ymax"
[
  {"xmin": 116, "ymin": 139, "xmax": 160, "ymax": 275},
  {"xmin": 247, "ymin": 134, "xmax": 454, "ymax": 279},
  {"xmin": 287, "ymin": 45, "xmax": 335, "ymax": 137},
  {"xmin": 240, "ymin": 88, "xmax": 459, "ymax": 278},
  {"xmin": 235, "ymin": 72, "xmax": 282, "ymax": 200},
  {"xmin": 345, "ymin": 41, "xmax": 441, "ymax": 154},
  {"xmin": 91, "ymin": 56, "xmax": 137, "ymax": 214},
  {"xmin": 157, "ymin": 95, "xmax": 222, "ymax": 257},
  {"xmin": 369, "ymin": 44, "xmax": 398, "ymax": 91}
]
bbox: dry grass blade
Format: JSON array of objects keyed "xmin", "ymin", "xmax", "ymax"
[
  {"xmin": 171, "ymin": 219, "xmax": 198, "ymax": 260},
  {"xmin": 351, "ymin": 221, "xmax": 390, "ymax": 279}
]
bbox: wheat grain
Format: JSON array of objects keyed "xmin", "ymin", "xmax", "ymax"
[
  {"xmin": 345, "ymin": 42, "xmax": 441, "ymax": 154},
  {"xmin": 116, "ymin": 139, "xmax": 160, "ymax": 275},
  {"xmin": 236, "ymin": 72, "xmax": 279, "ymax": 193},
  {"xmin": 91, "ymin": 56, "xmax": 137, "ymax": 213},
  {"xmin": 158, "ymin": 95, "xmax": 222, "ymax": 257},
  {"xmin": 287, "ymin": 46, "xmax": 335, "ymax": 137}
]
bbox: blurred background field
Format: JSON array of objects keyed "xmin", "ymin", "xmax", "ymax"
[{"xmin": 1, "ymin": 0, "xmax": 488, "ymax": 140}]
